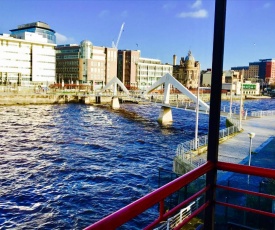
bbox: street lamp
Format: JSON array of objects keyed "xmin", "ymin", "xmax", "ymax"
[
  {"xmin": 195, "ymin": 75, "xmax": 200, "ymax": 150},
  {"xmin": 195, "ymin": 86, "xmax": 210, "ymax": 150},
  {"xmin": 239, "ymin": 69, "xmax": 244, "ymax": 130},
  {"xmin": 248, "ymin": 132, "xmax": 255, "ymax": 166},
  {"xmin": 248, "ymin": 132, "xmax": 255, "ymax": 184},
  {"xmin": 229, "ymin": 71, "xmax": 233, "ymax": 118}
]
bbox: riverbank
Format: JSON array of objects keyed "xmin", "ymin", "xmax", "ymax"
[
  {"xmin": 0, "ymin": 91, "xmax": 270, "ymax": 106},
  {"xmin": 0, "ymin": 93, "xmax": 114, "ymax": 105}
]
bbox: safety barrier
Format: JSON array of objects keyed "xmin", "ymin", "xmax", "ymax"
[
  {"xmin": 251, "ymin": 110, "xmax": 275, "ymax": 117},
  {"xmin": 176, "ymin": 125, "xmax": 239, "ymax": 168},
  {"xmin": 154, "ymin": 198, "xmax": 201, "ymax": 230},
  {"xmin": 84, "ymin": 162, "xmax": 275, "ymax": 230}
]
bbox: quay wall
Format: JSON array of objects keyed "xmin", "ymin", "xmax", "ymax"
[
  {"xmin": 0, "ymin": 94, "xmax": 61, "ymax": 105},
  {"xmin": 0, "ymin": 91, "xmax": 269, "ymax": 106},
  {"xmin": 0, "ymin": 93, "xmax": 114, "ymax": 105}
]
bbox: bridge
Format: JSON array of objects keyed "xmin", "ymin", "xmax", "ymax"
[{"xmin": 98, "ymin": 73, "xmax": 210, "ymax": 124}]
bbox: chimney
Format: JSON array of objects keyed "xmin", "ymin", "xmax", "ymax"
[{"xmin": 173, "ymin": 54, "xmax": 177, "ymax": 65}]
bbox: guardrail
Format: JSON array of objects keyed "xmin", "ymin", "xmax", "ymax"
[
  {"xmin": 84, "ymin": 162, "xmax": 275, "ymax": 230},
  {"xmin": 176, "ymin": 125, "xmax": 239, "ymax": 168},
  {"xmin": 251, "ymin": 110, "xmax": 275, "ymax": 117},
  {"xmin": 154, "ymin": 198, "xmax": 201, "ymax": 230}
]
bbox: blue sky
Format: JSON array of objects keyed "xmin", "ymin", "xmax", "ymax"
[{"xmin": 1, "ymin": 0, "xmax": 274, "ymax": 70}]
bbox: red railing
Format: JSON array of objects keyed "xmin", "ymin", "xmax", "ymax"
[
  {"xmin": 84, "ymin": 161, "xmax": 213, "ymax": 230},
  {"xmin": 84, "ymin": 0, "xmax": 275, "ymax": 228},
  {"xmin": 84, "ymin": 161, "xmax": 275, "ymax": 229}
]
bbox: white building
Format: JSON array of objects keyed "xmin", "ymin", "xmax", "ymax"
[
  {"xmin": 136, "ymin": 58, "xmax": 173, "ymax": 90},
  {"xmin": 0, "ymin": 22, "xmax": 56, "ymax": 86},
  {"xmin": 223, "ymin": 81, "xmax": 260, "ymax": 95}
]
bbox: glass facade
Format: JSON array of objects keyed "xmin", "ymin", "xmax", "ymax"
[{"xmin": 10, "ymin": 22, "xmax": 56, "ymax": 44}]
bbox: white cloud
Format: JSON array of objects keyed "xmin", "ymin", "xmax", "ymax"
[
  {"xmin": 55, "ymin": 32, "xmax": 75, "ymax": 45},
  {"xmin": 263, "ymin": 2, "xmax": 271, "ymax": 8},
  {"xmin": 99, "ymin": 10, "xmax": 109, "ymax": 18},
  {"xmin": 177, "ymin": 9, "xmax": 208, "ymax": 18},
  {"xmin": 191, "ymin": 0, "xmax": 202, "ymax": 9}
]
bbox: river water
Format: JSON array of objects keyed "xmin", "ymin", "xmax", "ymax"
[{"xmin": 0, "ymin": 99, "xmax": 274, "ymax": 229}]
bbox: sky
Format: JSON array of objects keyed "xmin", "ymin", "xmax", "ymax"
[{"xmin": 0, "ymin": 0, "xmax": 274, "ymax": 70}]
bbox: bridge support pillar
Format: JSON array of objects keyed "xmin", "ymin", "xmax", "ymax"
[
  {"xmin": 158, "ymin": 106, "xmax": 173, "ymax": 124},
  {"xmin": 111, "ymin": 96, "xmax": 120, "ymax": 109},
  {"xmin": 95, "ymin": 96, "xmax": 101, "ymax": 104}
]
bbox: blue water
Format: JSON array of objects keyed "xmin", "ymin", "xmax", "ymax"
[{"xmin": 0, "ymin": 99, "xmax": 274, "ymax": 229}]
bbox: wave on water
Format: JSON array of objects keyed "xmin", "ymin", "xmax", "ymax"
[{"xmin": 1, "ymin": 100, "xmax": 275, "ymax": 229}]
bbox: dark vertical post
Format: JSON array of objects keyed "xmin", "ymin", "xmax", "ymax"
[{"xmin": 204, "ymin": 0, "xmax": 227, "ymax": 229}]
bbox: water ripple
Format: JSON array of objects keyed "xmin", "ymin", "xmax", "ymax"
[{"xmin": 1, "ymin": 100, "xmax": 274, "ymax": 229}]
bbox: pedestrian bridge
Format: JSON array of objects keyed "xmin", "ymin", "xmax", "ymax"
[{"xmin": 98, "ymin": 73, "xmax": 210, "ymax": 123}]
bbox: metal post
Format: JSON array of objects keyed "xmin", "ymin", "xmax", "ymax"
[
  {"xmin": 248, "ymin": 137, "xmax": 253, "ymax": 166},
  {"xmin": 247, "ymin": 132, "xmax": 255, "ymax": 184},
  {"xmin": 195, "ymin": 86, "xmax": 200, "ymax": 150},
  {"xmin": 239, "ymin": 69, "xmax": 244, "ymax": 129},
  {"xmin": 204, "ymin": 0, "xmax": 227, "ymax": 229},
  {"xmin": 229, "ymin": 73, "xmax": 233, "ymax": 118}
]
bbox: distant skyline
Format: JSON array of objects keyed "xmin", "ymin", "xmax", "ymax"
[{"xmin": 1, "ymin": 0, "xmax": 274, "ymax": 70}]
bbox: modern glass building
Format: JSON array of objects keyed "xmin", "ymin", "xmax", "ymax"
[
  {"xmin": 10, "ymin": 21, "xmax": 56, "ymax": 44},
  {"xmin": 0, "ymin": 22, "xmax": 56, "ymax": 86}
]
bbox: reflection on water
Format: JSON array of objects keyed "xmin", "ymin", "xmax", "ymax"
[{"xmin": 0, "ymin": 99, "xmax": 274, "ymax": 229}]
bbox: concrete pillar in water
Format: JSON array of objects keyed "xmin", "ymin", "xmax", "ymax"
[
  {"xmin": 95, "ymin": 96, "xmax": 101, "ymax": 104},
  {"xmin": 111, "ymin": 96, "xmax": 120, "ymax": 109},
  {"xmin": 158, "ymin": 106, "xmax": 173, "ymax": 124}
]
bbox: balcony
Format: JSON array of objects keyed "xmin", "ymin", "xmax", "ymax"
[
  {"xmin": 84, "ymin": 1, "xmax": 275, "ymax": 229},
  {"xmin": 84, "ymin": 161, "xmax": 275, "ymax": 230}
]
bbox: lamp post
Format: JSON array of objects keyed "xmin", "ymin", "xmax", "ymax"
[
  {"xmin": 248, "ymin": 132, "xmax": 255, "ymax": 184},
  {"xmin": 239, "ymin": 69, "xmax": 244, "ymax": 130},
  {"xmin": 229, "ymin": 71, "xmax": 233, "ymax": 118},
  {"xmin": 248, "ymin": 132, "xmax": 255, "ymax": 166},
  {"xmin": 195, "ymin": 75, "xmax": 200, "ymax": 150},
  {"xmin": 195, "ymin": 86, "xmax": 210, "ymax": 150}
]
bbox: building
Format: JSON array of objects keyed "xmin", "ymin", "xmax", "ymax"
[
  {"xmin": 230, "ymin": 66, "xmax": 249, "ymax": 79},
  {"xmin": 0, "ymin": 22, "xmax": 56, "ymax": 86},
  {"xmin": 136, "ymin": 58, "xmax": 173, "ymax": 90},
  {"xmin": 10, "ymin": 21, "xmax": 56, "ymax": 44},
  {"xmin": 231, "ymin": 59, "xmax": 275, "ymax": 84},
  {"xmin": 201, "ymin": 69, "xmax": 237, "ymax": 87},
  {"xmin": 201, "ymin": 69, "xmax": 259, "ymax": 95},
  {"xmin": 255, "ymin": 59, "xmax": 275, "ymax": 84},
  {"xmin": 117, "ymin": 50, "xmax": 173, "ymax": 90},
  {"xmin": 223, "ymin": 81, "xmax": 260, "ymax": 95},
  {"xmin": 201, "ymin": 69, "xmax": 212, "ymax": 86},
  {"xmin": 55, "ymin": 40, "xmax": 117, "ymax": 90},
  {"xmin": 173, "ymin": 51, "xmax": 200, "ymax": 89},
  {"xmin": 117, "ymin": 50, "xmax": 141, "ymax": 89}
]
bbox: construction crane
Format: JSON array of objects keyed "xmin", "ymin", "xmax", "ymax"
[{"xmin": 112, "ymin": 22, "xmax": 125, "ymax": 49}]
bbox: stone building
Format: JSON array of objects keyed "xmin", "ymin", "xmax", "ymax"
[{"xmin": 173, "ymin": 51, "xmax": 200, "ymax": 89}]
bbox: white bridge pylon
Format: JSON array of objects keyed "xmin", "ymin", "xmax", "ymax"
[
  {"xmin": 143, "ymin": 73, "xmax": 210, "ymax": 111},
  {"xmin": 99, "ymin": 77, "xmax": 129, "ymax": 109},
  {"xmin": 99, "ymin": 77, "xmax": 129, "ymax": 96}
]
